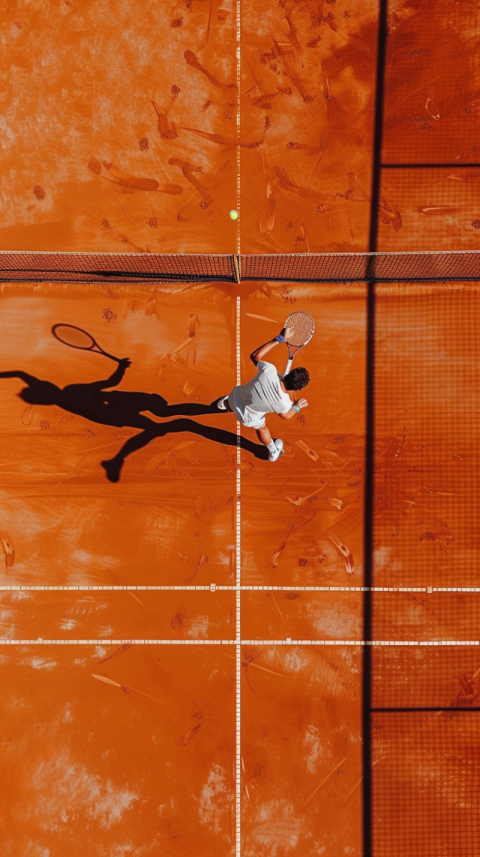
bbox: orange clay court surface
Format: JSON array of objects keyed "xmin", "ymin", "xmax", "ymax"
[{"xmin": 1, "ymin": 2, "xmax": 480, "ymax": 857}]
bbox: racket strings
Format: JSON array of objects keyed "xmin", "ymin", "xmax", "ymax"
[{"xmin": 286, "ymin": 312, "xmax": 315, "ymax": 346}]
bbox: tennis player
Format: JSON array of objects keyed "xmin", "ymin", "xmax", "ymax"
[{"xmin": 217, "ymin": 327, "xmax": 310, "ymax": 461}]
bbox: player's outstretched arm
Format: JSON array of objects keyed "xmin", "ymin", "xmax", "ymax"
[
  {"xmin": 0, "ymin": 370, "xmax": 38, "ymax": 384},
  {"xmin": 250, "ymin": 326, "xmax": 293, "ymax": 365},
  {"xmin": 85, "ymin": 358, "xmax": 132, "ymax": 391}
]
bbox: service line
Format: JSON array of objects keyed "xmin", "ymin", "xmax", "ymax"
[
  {"xmin": 1, "ymin": 640, "xmax": 478, "ymax": 646},
  {"xmin": 2, "ymin": 586, "xmax": 480, "ymax": 593}
]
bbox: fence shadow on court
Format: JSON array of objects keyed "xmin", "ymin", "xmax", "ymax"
[{"xmin": 0, "ymin": 358, "xmax": 268, "ymax": 482}]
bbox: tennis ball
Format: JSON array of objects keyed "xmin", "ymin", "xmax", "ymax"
[{"xmin": 229, "ymin": 209, "xmax": 238, "ymax": 221}]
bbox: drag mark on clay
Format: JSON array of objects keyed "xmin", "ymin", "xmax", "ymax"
[
  {"xmin": 344, "ymin": 757, "xmax": 386, "ymax": 804},
  {"xmin": 273, "ymin": 167, "xmax": 329, "ymax": 204},
  {"xmin": 181, "ymin": 127, "xmax": 263, "ymax": 148},
  {"xmin": 164, "ymin": 450, "xmax": 194, "ymax": 480},
  {"xmin": 245, "ymin": 313, "xmax": 280, "ymax": 324},
  {"xmin": 174, "ymin": 337, "xmax": 192, "ymax": 354},
  {"xmin": 185, "ymin": 315, "xmax": 198, "ymax": 378},
  {"xmin": 188, "ymin": 313, "xmax": 199, "ymax": 338},
  {"xmin": 425, "ymin": 97, "xmax": 440, "ymax": 119},
  {"xmin": 91, "ymin": 674, "xmax": 171, "ymax": 707},
  {"xmin": 249, "ymin": 88, "xmax": 292, "ymax": 110},
  {"xmin": 180, "ymin": 690, "xmax": 232, "ymax": 746},
  {"xmin": 379, "ymin": 197, "xmax": 403, "ymax": 232},
  {"xmin": 97, "ymin": 643, "xmax": 132, "ymax": 665},
  {"xmin": 181, "ymin": 532, "xmax": 208, "ymax": 584},
  {"xmin": 268, "ymin": 508, "xmax": 316, "ymax": 568},
  {"xmin": 102, "ymin": 161, "xmax": 183, "ymax": 194},
  {"xmin": 151, "ymin": 100, "xmax": 177, "ymax": 140},
  {"xmin": 21, "ymin": 405, "xmax": 35, "ymax": 425},
  {"xmin": 180, "ymin": 723, "xmax": 203, "ymax": 745},
  {"xmin": 88, "ymin": 157, "xmax": 102, "ymax": 175},
  {"xmin": 280, "ymin": 15, "xmax": 301, "ymax": 53},
  {"xmin": 181, "ymin": 127, "xmax": 236, "ymax": 146},
  {"xmin": 168, "ymin": 157, "xmax": 213, "ymax": 207},
  {"xmin": 120, "ymin": 205, "xmax": 133, "ymax": 223},
  {"xmin": 272, "ymin": 591, "xmax": 289, "ymax": 625},
  {"xmin": 0, "ymin": 529, "xmax": 15, "ymax": 569},
  {"xmin": 326, "ymin": 497, "xmax": 343, "ymax": 510},
  {"xmin": 273, "ymin": 41, "xmax": 316, "ymax": 103},
  {"xmin": 184, "ymin": 49, "xmax": 236, "ymax": 90},
  {"xmin": 224, "ymin": 652, "xmax": 285, "ymax": 679},
  {"xmin": 328, "ymin": 532, "xmax": 354, "ymax": 574},
  {"xmin": 346, "ymin": 172, "xmax": 370, "ymax": 204},
  {"xmin": 418, "ymin": 206, "xmax": 460, "ymax": 215},
  {"xmin": 303, "ymin": 756, "xmax": 348, "ymax": 809},
  {"xmin": 127, "ymin": 590, "xmax": 147, "ymax": 609},
  {"xmin": 145, "ymin": 288, "xmax": 157, "ymax": 317},
  {"xmin": 447, "ymin": 172, "xmax": 480, "ymax": 182},
  {"xmin": 279, "ymin": 286, "xmax": 296, "ymax": 304},
  {"xmin": 145, "ymin": 453, "xmax": 165, "ymax": 475},
  {"xmin": 295, "ymin": 439, "xmax": 319, "ymax": 461},
  {"xmin": 285, "ymin": 486, "xmax": 323, "ymax": 506},
  {"xmin": 73, "ymin": 454, "xmax": 89, "ymax": 476},
  {"xmin": 259, "ymin": 180, "xmax": 277, "ymax": 235}
]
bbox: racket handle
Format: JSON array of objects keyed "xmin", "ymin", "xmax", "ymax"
[
  {"xmin": 100, "ymin": 349, "xmax": 121, "ymax": 362},
  {"xmin": 283, "ymin": 359, "xmax": 293, "ymax": 377}
]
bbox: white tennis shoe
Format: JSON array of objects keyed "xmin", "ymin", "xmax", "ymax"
[
  {"xmin": 217, "ymin": 396, "xmax": 229, "ymax": 411},
  {"xmin": 269, "ymin": 439, "xmax": 284, "ymax": 462}
]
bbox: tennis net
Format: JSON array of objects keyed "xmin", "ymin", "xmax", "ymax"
[{"xmin": 0, "ymin": 250, "xmax": 479, "ymax": 283}]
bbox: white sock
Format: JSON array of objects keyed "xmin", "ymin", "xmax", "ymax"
[{"xmin": 267, "ymin": 440, "xmax": 276, "ymax": 453}]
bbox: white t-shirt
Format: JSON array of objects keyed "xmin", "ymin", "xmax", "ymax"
[{"xmin": 233, "ymin": 361, "xmax": 292, "ymax": 422}]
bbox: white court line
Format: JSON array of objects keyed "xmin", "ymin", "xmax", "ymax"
[
  {"xmin": 236, "ymin": 0, "xmax": 241, "ymax": 259},
  {"xmin": 235, "ymin": 294, "xmax": 241, "ymax": 855},
  {"xmin": 2, "ymin": 585, "xmax": 480, "ymax": 592},
  {"xmin": 0, "ymin": 639, "xmax": 478, "ymax": 646}
]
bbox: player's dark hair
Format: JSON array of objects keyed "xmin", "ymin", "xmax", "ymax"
[{"xmin": 283, "ymin": 367, "xmax": 310, "ymax": 391}]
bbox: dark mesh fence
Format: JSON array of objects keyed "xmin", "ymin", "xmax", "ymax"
[
  {"xmin": 0, "ymin": 250, "xmax": 479, "ymax": 283},
  {"xmin": 372, "ymin": 712, "xmax": 480, "ymax": 856},
  {"xmin": 370, "ymin": 284, "xmax": 480, "ymax": 855},
  {"xmin": 371, "ymin": 647, "xmax": 480, "ymax": 711}
]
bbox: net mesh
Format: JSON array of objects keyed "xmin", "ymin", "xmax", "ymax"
[
  {"xmin": 0, "ymin": 250, "xmax": 480, "ymax": 283},
  {"xmin": 0, "ymin": 252, "xmax": 235, "ymax": 283},
  {"xmin": 241, "ymin": 252, "xmax": 480, "ymax": 282}
]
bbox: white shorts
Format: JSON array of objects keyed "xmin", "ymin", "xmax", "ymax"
[{"xmin": 227, "ymin": 391, "xmax": 266, "ymax": 430}]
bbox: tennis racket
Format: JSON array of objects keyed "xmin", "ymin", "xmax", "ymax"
[
  {"xmin": 52, "ymin": 324, "xmax": 119, "ymax": 362},
  {"xmin": 282, "ymin": 311, "xmax": 315, "ymax": 375}
]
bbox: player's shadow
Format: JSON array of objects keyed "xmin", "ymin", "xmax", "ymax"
[{"xmin": 0, "ymin": 359, "xmax": 268, "ymax": 482}]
